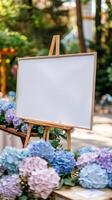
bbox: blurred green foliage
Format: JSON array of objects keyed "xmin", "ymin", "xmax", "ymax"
[
  {"xmin": 0, "ymin": 0, "xmax": 70, "ymax": 91},
  {"xmin": 0, "ymin": 30, "xmax": 33, "ymax": 56},
  {"xmin": 0, "ymin": 0, "xmax": 112, "ymax": 98},
  {"xmin": 89, "ymin": 0, "xmax": 112, "ymax": 98},
  {"xmin": 0, "ymin": 0, "xmax": 70, "ymax": 53}
]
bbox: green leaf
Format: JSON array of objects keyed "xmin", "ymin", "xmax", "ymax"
[
  {"xmin": 18, "ymin": 195, "xmax": 28, "ymax": 200},
  {"xmin": 63, "ymin": 178, "xmax": 76, "ymax": 187}
]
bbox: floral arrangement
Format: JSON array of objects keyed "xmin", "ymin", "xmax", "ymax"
[
  {"xmin": 0, "ymin": 98, "xmax": 66, "ymax": 148},
  {"xmin": 77, "ymin": 146, "xmax": 112, "ymax": 189},
  {"xmin": 0, "ymin": 98, "xmax": 112, "ymax": 199},
  {"xmin": 0, "ymin": 140, "xmax": 77, "ymax": 199},
  {"xmin": 0, "ymin": 141, "xmax": 111, "ymax": 199},
  {"xmin": 0, "ymin": 99, "xmax": 26, "ymax": 132}
]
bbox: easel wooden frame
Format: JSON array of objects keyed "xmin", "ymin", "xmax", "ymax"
[{"xmin": 23, "ymin": 35, "xmax": 74, "ymax": 149}]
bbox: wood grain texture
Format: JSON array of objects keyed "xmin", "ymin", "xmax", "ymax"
[{"xmin": 53, "ymin": 186, "xmax": 112, "ymax": 200}]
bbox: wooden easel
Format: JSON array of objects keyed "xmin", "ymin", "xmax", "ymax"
[{"xmin": 23, "ymin": 35, "xmax": 74, "ymax": 149}]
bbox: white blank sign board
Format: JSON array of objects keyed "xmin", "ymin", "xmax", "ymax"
[{"xmin": 16, "ymin": 53, "xmax": 96, "ymax": 129}]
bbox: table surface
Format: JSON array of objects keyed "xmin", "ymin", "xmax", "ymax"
[{"xmin": 53, "ymin": 186, "xmax": 112, "ymax": 200}]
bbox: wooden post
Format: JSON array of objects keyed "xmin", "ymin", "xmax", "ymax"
[
  {"xmin": 0, "ymin": 48, "xmax": 16, "ymax": 96},
  {"xmin": 49, "ymin": 35, "xmax": 60, "ymax": 56},
  {"xmin": 1, "ymin": 59, "xmax": 6, "ymax": 97}
]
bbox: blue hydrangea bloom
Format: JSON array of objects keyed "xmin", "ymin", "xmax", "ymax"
[
  {"xmin": 0, "ymin": 147, "xmax": 29, "ymax": 174},
  {"xmin": 1, "ymin": 102, "xmax": 15, "ymax": 112},
  {"xmin": 78, "ymin": 146, "xmax": 99, "ymax": 156},
  {"xmin": 0, "ymin": 100, "xmax": 6, "ymax": 112},
  {"xmin": 28, "ymin": 139, "xmax": 55, "ymax": 163},
  {"xmin": 51, "ymin": 150, "xmax": 76, "ymax": 175},
  {"xmin": 79, "ymin": 163, "xmax": 108, "ymax": 189},
  {"xmin": 7, "ymin": 91, "xmax": 16, "ymax": 99},
  {"xmin": 108, "ymin": 173, "xmax": 112, "ymax": 188},
  {"xmin": 0, "ymin": 158, "xmax": 5, "ymax": 176},
  {"xmin": 20, "ymin": 123, "xmax": 28, "ymax": 132}
]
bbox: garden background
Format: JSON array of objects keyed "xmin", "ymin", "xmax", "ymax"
[{"xmin": 0, "ymin": 0, "xmax": 112, "ymax": 101}]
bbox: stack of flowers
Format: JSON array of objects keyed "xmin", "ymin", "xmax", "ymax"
[
  {"xmin": 77, "ymin": 146, "xmax": 112, "ymax": 189},
  {"xmin": 0, "ymin": 140, "xmax": 76, "ymax": 199},
  {"xmin": 0, "ymin": 140, "xmax": 111, "ymax": 199},
  {"xmin": 0, "ymin": 99, "xmax": 28, "ymax": 133}
]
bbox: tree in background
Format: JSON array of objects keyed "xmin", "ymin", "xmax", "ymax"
[
  {"xmin": 95, "ymin": 0, "xmax": 102, "ymax": 53},
  {"xmin": 89, "ymin": 0, "xmax": 112, "ymax": 99},
  {"xmin": 0, "ymin": 0, "xmax": 112, "ymax": 97},
  {"xmin": 0, "ymin": 0, "xmax": 70, "ymax": 92},
  {"xmin": 0, "ymin": 0, "xmax": 70, "ymax": 54},
  {"xmin": 0, "ymin": 30, "xmax": 32, "ymax": 93},
  {"xmin": 76, "ymin": 0, "xmax": 87, "ymax": 52}
]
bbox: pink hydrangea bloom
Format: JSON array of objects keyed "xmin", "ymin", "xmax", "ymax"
[
  {"xmin": 28, "ymin": 168, "xmax": 60, "ymax": 199},
  {"xmin": 19, "ymin": 157, "xmax": 48, "ymax": 176},
  {"xmin": 77, "ymin": 152, "xmax": 99, "ymax": 168}
]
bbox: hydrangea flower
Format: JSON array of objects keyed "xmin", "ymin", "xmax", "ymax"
[
  {"xmin": 0, "ymin": 158, "xmax": 5, "ymax": 176},
  {"xmin": 0, "ymin": 175, "xmax": 22, "ymax": 200},
  {"xmin": 79, "ymin": 163, "xmax": 108, "ymax": 189},
  {"xmin": 52, "ymin": 150, "xmax": 76, "ymax": 175},
  {"xmin": 108, "ymin": 173, "xmax": 112, "ymax": 188},
  {"xmin": 1, "ymin": 101, "xmax": 15, "ymax": 112},
  {"xmin": 0, "ymin": 147, "xmax": 28, "ymax": 174},
  {"xmin": 78, "ymin": 146, "xmax": 100, "ymax": 156},
  {"xmin": 19, "ymin": 157, "xmax": 48, "ymax": 177},
  {"xmin": 5, "ymin": 108, "xmax": 16, "ymax": 124},
  {"xmin": 96, "ymin": 151, "xmax": 112, "ymax": 173},
  {"xmin": 28, "ymin": 139, "xmax": 55, "ymax": 163},
  {"xmin": 76, "ymin": 152, "xmax": 99, "ymax": 169},
  {"xmin": 28, "ymin": 168, "xmax": 60, "ymax": 199},
  {"xmin": 13, "ymin": 116, "xmax": 23, "ymax": 129},
  {"xmin": 0, "ymin": 100, "xmax": 5, "ymax": 112},
  {"xmin": 7, "ymin": 91, "xmax": 16, "ymax": 101},
  {"xmin": 21, "ymin": 123, "xmax": 29, "ymax": 132}
]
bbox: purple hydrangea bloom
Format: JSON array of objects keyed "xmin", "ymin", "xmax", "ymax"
[
  {"xmin": 13, "ymin": 116, "xmax": 23, "ymax": 128},
  {"xmin": 0, "ymin": 175, "xmax": 22, "ymax": 200},
  {"xmin": 52, "ymin": 150, "xmax": 76, "ymax": 175},
  {"xmin": 21, "ymin": 123, "xmax": 28, "ymax": 132},
  {"xmin": 96, "ymin": 151, "xmax": 112, "ymax": 173},
  {"xmin": 79, "ymin": 163, "xmax": 108, "ymax": 189},
  {"xmin": 28, "ymin": 139, "xmax": 55, "ymax": 163},
  {"xmin": 0, "ymin": 146, "xmax": 29, "ymax": 174},
  {"xmin": 76, "ymin": 152, "xmax": 99, "ymax": 169},
  {"xmin": 5, "ymin": 108, "xmax": 16, "ymax": 124},
  {"xmin": 108, "ymin": 173, "xmax": 112, "ymax": 188}
]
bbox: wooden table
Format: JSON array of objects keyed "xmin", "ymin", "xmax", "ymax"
[{"xmin": 52, "ymin": 186, "xmax": 112, "ymax": 200}]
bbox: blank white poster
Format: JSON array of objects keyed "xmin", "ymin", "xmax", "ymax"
[{"xmin": 16, "ymin": 53, "xmax": 96, "ymax": 129}]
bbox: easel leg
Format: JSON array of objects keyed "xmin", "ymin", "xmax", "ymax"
[
  {"xmin": 20, "ymin": 137, "xmax": 25, "ymax": 147},
  {"xmin": 66, "ymin": 130, "xmax": 71, "ymax": 150},
  {"xmin": 43, "ymin": 126, "xmax": 49, "ymax": 141},
  {"xmin": 24, "ymin": 124, "xmax": 32, "ymax": 147},
  {"xmin": 51, "ymin": 193, "xmax": 56, "ymax": 200}
]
